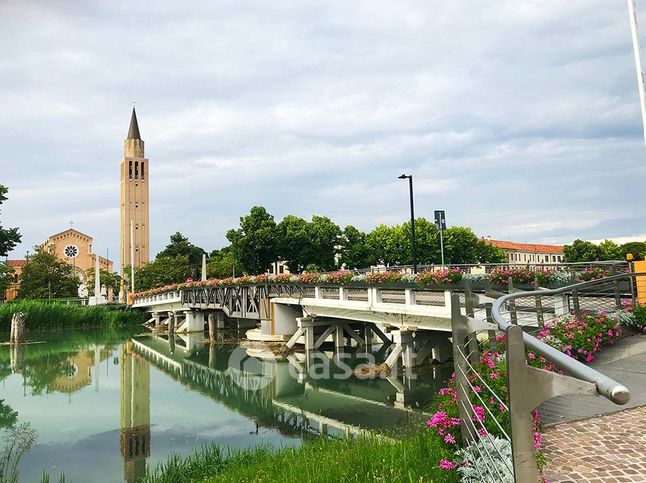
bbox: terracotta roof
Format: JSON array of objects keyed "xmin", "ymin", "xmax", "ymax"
[
  {"xmin": 487, "ymin": 239, "xmax": 564, "ymax": 254},
  {"xmin": 6, "ymin": 259, "xmax": 26, "ymax": 267}
]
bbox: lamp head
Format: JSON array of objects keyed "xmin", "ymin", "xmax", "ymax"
[{"xmin": 398, "ymin": 174, "xmax": 409, "ymax": 179}]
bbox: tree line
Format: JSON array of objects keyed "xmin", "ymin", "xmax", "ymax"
[
  {"xmin": 129, "ymin": 206, "xmax": 506, "ymax": 291},
  {"xmin": 563, "ymin": 239, "xmax": 646, "ymax": 262}
]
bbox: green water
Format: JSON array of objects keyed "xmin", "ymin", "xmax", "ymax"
[{"xmin": 0, "ymin": 328, "xmax": 450, "ymax": 482}]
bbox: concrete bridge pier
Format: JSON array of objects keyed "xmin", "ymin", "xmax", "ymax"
[
  {"xmin": 383, "ymin": 329, "xmax": 443, "ymax": 372},
  {"xmin": 176, "ymin": 310, "xmax": 205, "ymax": 333},
  {"xmin": 168, "ymin": 312, "xmax": 176, "ymax": 334},
  {"xmin": 208, "ymin": 312, "xmax": 225, "ymax": 341}
]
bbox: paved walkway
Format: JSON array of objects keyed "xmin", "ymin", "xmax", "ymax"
[{"xmin": 540, "ymin": 335, "xmax": 646, "ymax": 482}]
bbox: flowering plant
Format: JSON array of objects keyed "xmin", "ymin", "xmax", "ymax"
[
  {"xmin": 298, "ymin": 272, "xmax": 323, "ymax": 284},
  {"xmin": 416, "ymin": 269, "xmax": 463, "ymax": 286},
  {"xmin": 576, "ymin": 267, "xmax": 612, "ymax": 282},
  {"xmin": 323, "ymin": 271, "xmax": 354, "ymax": 284},
  {"xmin": 364, "ymin": 272, "xmax": 403, "ymax": 284}
]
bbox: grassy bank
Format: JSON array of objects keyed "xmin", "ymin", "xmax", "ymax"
[
  {"xmin": 143, "ymin": 431, "xmax": 458, "ymax": 483},
  {"xmin": 0, "ymin": 300, "xmax": 145, "ymax": 331}
]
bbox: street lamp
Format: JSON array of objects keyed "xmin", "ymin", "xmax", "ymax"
[{"xmin": 398, "ymin": 174, "xmax": 417, "ymax": 273}]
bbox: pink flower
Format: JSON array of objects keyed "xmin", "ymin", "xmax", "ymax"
[
  {"xmin": 444, "ymin": 433, "xmax": 456, "ymax": 444},
  {"xmin": 439, "ymin": 459, "xmax": 455, "ymax": 470},
  {"xmin": 428, "ymin": 411, "xmax": 447, "ymax": 427},
  {"xmin": 528, "ymin": 352, "xmax": 536, "ymax": 360},
  {"xmin": 472, "ymin": 405, "xmax": 486, "ymax": 422}
]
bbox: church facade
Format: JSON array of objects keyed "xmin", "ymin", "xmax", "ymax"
[{"xmin": 120, "ymin": 108, "xmax": 150, "ymax": 273}]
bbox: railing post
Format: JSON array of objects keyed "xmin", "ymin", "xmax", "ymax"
[
  {"xmin": 450, "ymin": 293, "xmax": 474, "ymax": 443},
  {"xmin": 508, "ymin": 277, "xmax": 518, "ymax": 325},
  {"xmin": 506, "ymin": 324, "xmax": 539, "ymax": 482},
  {"xmin": 572, "ymin": 287, "xmax": 581, "ymax": 317},
  {"xmin": 614, "ymin": 279, "xmax": 622, "ymax": 309},
  {"xmin": 534, "ymin": 278, "xmax": 544, "ymax": 327}
]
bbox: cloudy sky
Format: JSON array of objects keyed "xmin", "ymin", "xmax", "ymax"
[{"xmin": 2, "ymin": 0, "xmax": 646, "ymax": 269}]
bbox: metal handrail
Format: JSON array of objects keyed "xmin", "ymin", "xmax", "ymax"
[{"xmin": 491, "ymin": 272, "xmax": 639, "ymax": 405}]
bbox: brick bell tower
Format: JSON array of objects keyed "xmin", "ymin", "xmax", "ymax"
[{"xmin": 120, "ymin": 108, "xmax": 149, "ymax": 274}]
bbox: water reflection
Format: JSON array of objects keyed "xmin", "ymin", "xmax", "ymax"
[
  {"xmin": 120, "ymin": 341, "xmax": 150, "ymax": 483},
  {"xmin": 0, "ymin": 329, "xmax": 451, "ymax": 482}
]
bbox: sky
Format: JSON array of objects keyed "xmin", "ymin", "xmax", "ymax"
[{"xmin": 2, "ymin": 0, "xmax": 646, "ymax": 270}]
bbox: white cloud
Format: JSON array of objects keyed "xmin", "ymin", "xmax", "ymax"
[{"xmin": 1, "ymin": 0, "xmax": 645, "ymax": 269}]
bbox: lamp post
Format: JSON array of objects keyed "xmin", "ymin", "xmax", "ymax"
[{"xmin": 398, "ymin": 174, "xmax": 417, "ymax": 273}]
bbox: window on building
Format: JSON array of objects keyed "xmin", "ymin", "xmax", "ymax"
[
  {"xmin": 128, "ymin": 161, "xmax": 133, "ymax": 179},
  {"xmin": 134, "ymin": 161, "xmax": 139, "ymax": 179},
  {"xmin": 141, "ymin": 163, "xmax": 145, "ymax": 180},
  {"xmin": 279, "ymin": 265, "xmax": 285, "ymax": 274}
]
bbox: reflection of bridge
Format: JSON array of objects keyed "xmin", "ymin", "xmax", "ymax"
[{"xmin": 131, "ymin": 334, "xmax": 441, "ymax": 439}]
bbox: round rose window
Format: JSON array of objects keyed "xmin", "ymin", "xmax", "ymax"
[{"xmin": 64, "ymin": 245, "xmax": 79, "ymax": 258}]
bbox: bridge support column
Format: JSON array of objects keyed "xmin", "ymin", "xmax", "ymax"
[
  {"xmin": 180, "ymin": 310, "xmax": 205, "ymax": 333},
  {"xmin": 208, "ymin": 312, "xmax": 225, "ymax": 341},
  {"xmin": 168, "ymin": 312, "xmax": 176, "ymax": 334}
]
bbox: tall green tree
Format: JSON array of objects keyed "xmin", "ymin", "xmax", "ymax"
[
  {"xmin": 401, "ymin": 218, "xmax": 441, "ymax": 265},
  {"xmin": 157, "ymin": 232, "xmax": 205, "ymax": 278},
  {"xmin": 366, "ymin": 224, "xmax": 405, "ymax": 266},
  {"xmin": 475, "ymin": 239, "xmax": 506, "ymax": 263},
  {"xmin": 17, "ymin": 246, "xmax": 78, "ymax": 299},
  {"xmin": 598, "ymin": 240, "xmax": 621, "ymax": 260},
  {"xmin": 226, "ymin": 206, "xmax": 278, "ymax": 274},
  {"xmin": 130, "ymin": 255, "xmax": 191, "ymax": 291},
  {"xmin": 0, "ymin": 186, "xmax": 21, "ymax": 257},
  {"xmin": 207, "ymin": 247, "xmax": 236, "ymax": 278},
  {"xmin": 276, "ymin": 215, "xmax": 312, "ymax": 273},
  {"xmin": 306, "ymin": 215, "xmax": 341, "ymax": 271},
  {"xmin": 563, "ymin": 239, "xmax": 603, "ymax": 262},
  {"xmin": 619, "ymin": 241, "xmax": 646, "ymax": 261},
  {"xmin": 0, "ymin": 263, "xmax": 14, "ymax": 298},
  {"xmin": 339, "ymin": 225, "xmax": 374, "ymax": 269}
]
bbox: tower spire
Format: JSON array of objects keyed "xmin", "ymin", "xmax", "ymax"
[{"xmin": 127, "ymin": 108, "xmax": 141, "ymax": 140}]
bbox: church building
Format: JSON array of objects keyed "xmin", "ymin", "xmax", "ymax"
[{"xmin": 120, "ymin": 108, "xmax": 150, "ymax": 273}]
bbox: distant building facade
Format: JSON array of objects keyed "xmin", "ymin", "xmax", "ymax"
[
  {"xmin": 488, "ymin": 239, "xmax": 564, "ymax": 264},
  {"xmin": 4, "ymin": 228, "xmax": 113, "ymax": 301},
  {"xmin": 120, "ymin": 108, "xmax": 150, "ymax": 274}
]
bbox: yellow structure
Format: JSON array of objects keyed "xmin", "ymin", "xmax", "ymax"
[
  {"xmin": 120, "ymin": 341, "xmax": 151, "ymax": 483},
  {"xmin": 120, "ymin": 108, "xmax": 150, "ymax": 274},
  {"xmin": 45, "ymin": 228, "xmax": 113, "ymax": 282},
  {"xmin": 4, "ymin": 228, "xmax": 113, "ymax": 301},
  {"xmin": 634, "ymin": 261, "xmax": 646, "ymax": 304}
]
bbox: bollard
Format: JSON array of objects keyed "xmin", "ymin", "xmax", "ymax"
[{"xmin": 10, "ymin": 312, "xmax": 26, "ymax": 344}]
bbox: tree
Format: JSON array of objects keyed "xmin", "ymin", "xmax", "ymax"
[
  {"xmin": 442, "ymin": 226, "xmax": 481, "ymax": 264},
  {"xmin": 366, "ymin": 224, "xmax": 405, "ymax": 266},
  {"xmin": 0, "ymin": 263, "xmax": 14, "ymax": 299},
  {"xmin": 306, "ymin": 215, "xmax": 341, "ymax": 271},
  {"xmin": 157, "ymin": 232, "xmax": 205, "ymax": 278},
  {"xmin": 130, "ymin": 255, "xmax": 192, "ymax": 292},
  {"xmin": 207, "ymin": 247, "xmax": 235, "ymax": 278},
  {"xmin": 17, "ymin": 246, "xmax": 79, "ymax": 299},
  {"xmin": 401, "ymin": 218, "xmax": 441, "ymax": 265},
  {"xmin": 598, "ymin": 240, "xmax": 621, "ymax": 261},
  {"xmin": 276, "ymin": 215, "xmax": 312, "ymax": 273},
  {"xmin": 0, "ymin": 186, "xmax": 21, "ymax": 257},
  {"xmin": 226, "ymin": 206, "xmax": 278, "ymax": 274},
  {"xmin": 619, "ymin": 241, "xmax": 646, "ymax": 261},
  {"xmin": 339, "ymin": 225, "xmax": 374, "ymax": 269},
  {"xmin": 85, "ymin": 268, "xmax": 121, "ymax": 296},
  {"xmin": 563, "ymin": 240, "xmax": 602, "ymax": 262},
  {"xmin": 475, "ymin": 239, "xmax": 506, "ymax": 264}
]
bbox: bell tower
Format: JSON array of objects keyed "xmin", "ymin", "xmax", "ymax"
[{"xmin": 120, "ymin": 108, "xmax": 149, "ymax": 273}]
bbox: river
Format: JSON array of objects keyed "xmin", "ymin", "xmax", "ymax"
[{"xmin": 0, "ymin": 327, "xmax": 450, "ymax": 482}]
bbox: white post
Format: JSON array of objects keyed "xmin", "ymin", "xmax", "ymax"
[
  {"xmin": 130, "ymin": 219, "xmax": 135, "ymax": 293},
  {"xmin": 201, "ymin": 253, "xmax": 207, "ymax": 281},
  {"xmin": 440, "ymin": 228, "xmax": 445, "ymax": 269},
  {"xmin": 628, "ymin": 0, "xmax": 646, "ymax": 149},
  {"xmin": 94, "ymin": 254, "xmax": 101, "ymax": 300}
]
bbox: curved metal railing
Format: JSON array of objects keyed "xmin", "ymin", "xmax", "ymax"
[{"xmin": 491, "ymin": 273, "xmax": 638, "ymax": 404}]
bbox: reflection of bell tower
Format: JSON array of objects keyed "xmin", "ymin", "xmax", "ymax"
[{"xmin": 120, "ymin": 341, "xmax": 150, "ymax": 483}]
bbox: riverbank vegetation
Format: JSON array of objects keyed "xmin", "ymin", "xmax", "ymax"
[
  {"xmin": 0, "ymin": 300, "xmax": 145, "ymax": 332},
  {"xmin": 143, "ymin": 430, "xmax": 458, "ymax": 483}
]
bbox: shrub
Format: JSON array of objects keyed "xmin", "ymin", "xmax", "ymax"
[{"xmin": 455, "ymin": 436, "xmax": 513, "ymax": 483}]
